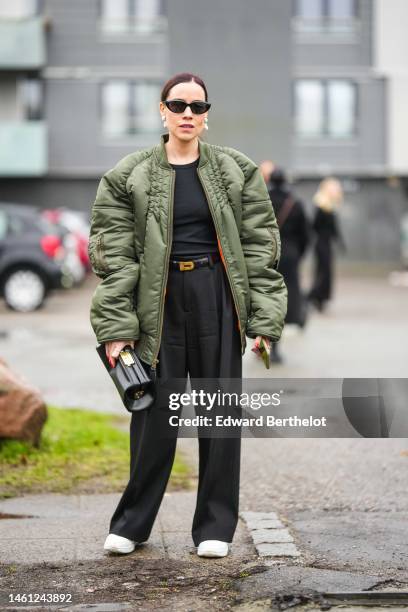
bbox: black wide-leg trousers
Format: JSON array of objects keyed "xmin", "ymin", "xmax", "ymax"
[{"xmin": 109, "ymin": 258, "xmax": 242, "ymax": 546}]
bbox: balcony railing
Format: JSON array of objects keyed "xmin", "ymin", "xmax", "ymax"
[
  {"xmin": 0, "ymin": 16, "xmax": 46, "ymax": 69},
  {"xmin": 0, "ymin": 121, "xmax": 47, "ymax": 176}
]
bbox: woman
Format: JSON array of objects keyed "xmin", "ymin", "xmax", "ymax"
[
  {"xmin": 267, "ymin": 167, "xmax": 310, "ymax": 362},
  {"xmin": 308, "ymin": 177, "xmax": 345, "ymax": 312},
  {"xmin": 88, "ymin": 73, "xmax": 287, "ymax": 558}
]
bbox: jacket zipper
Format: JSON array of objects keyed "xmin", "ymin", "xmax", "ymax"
[
  {"xmin": 94, "ymin": 234, "xmax": 109, "ymax": 275},
  {"xmin": 197, "ymin": 168, "xmax": 244, "ymax": 353},
  {"xmin": 150, "ymin": 169, "xmax": 175, "ymax": 370},
  {"xmin": 267, "ymin": 226, "xmax": 278, "ymax": 262}
]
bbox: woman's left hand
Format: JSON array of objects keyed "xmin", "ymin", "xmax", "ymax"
[{"xmin": 251, "ymin": 335, "xmax": 271, "ymax": 354}]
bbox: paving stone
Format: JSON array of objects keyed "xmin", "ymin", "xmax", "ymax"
[
  {"xmin": 251, "ymin": 528, "xmax": 293, "ymax": 545},
  {"xmin": 255, "ymin": 542, "xmax": 300, "ymax": 557},
  {"xmin": 0, "ymin": 538, "xmax": 77, "ymax": 564},
  {"xmin": 157, "ymin": 492, "xmax": 195, "ymax": 532},
  {"xmin": 161, "ymin": 531, "xmax": 197, "ymax": 561},
  {"xmin": 0, "ymin": 494, "xmax": 81, "ymax": 517},
  {"xmin": 245, "ymin": 519, "xmax": 284, "ymax": 530},
  {"xmin": 0, "ymin": 491, "xmax": 255, "ymax": 564},
  {"xmin": 240, "ymin": 511, "xmax": 278, "ymax": 521},
  {"xmin": 78, "ymin": 493, "xmax": 119, "ymax": 514},
  {"xmin": 0, "ymin": 518, "xmax": 106, "ymax": 540}
]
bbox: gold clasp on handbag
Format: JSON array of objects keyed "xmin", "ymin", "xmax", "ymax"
[
  {"xmin": 179, "ymin": 261, "xmax": 194, "ymax": 271},
  {"xmin": 119, "ymin": 349, "xmax": 135, "ymax": 366}
]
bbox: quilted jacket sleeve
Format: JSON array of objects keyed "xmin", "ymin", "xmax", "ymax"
[
  {"xmin": 239, "ymin": 160, "xmax": 288, "ymax": 342},
  {"xmin": 88, "ymin": 164, "xmax": 140, "ymax": 344}
]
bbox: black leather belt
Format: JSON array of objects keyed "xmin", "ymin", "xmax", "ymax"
[{"xmin": 169, "ymin": 252, "xmax": 221, "ymax": 271}]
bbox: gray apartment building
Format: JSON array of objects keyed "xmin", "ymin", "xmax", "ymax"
[{"xmin": 0, "ymin": 0, "xmax": 407, "ymax": 261}]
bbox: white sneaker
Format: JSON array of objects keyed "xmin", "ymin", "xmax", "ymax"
[
  {"xmin": 103, "ymin": 533, "xmax": 138, "ymax": 554},
  {"xmin": 197, "ymin": 540, "xmax": 229, "ymax": 558}
]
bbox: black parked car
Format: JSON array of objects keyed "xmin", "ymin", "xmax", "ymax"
[{"xmin": 0, "ymin": 204, "xmax": 70, "ymax": 312}]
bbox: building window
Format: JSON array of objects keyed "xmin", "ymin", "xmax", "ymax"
[
  {"xmin": 0, "ymin": 0, "xmax": 40, "ymax": 18},
  {"xmin": 0, "ymin": 211, "xmax": 7, "ymax": 241},
  {"xmin": 328, "ymin": 0, "xmax": 355, "ymax": 19},
  {"xmin": 99, "ymin": 0, "xmax": 165, "ymax": 35},
  {"xmin": 296, "ymin": 0, "xmax": 322, "ymax": 20},
  {"xmin": 101, "ymin": 80, "xmax": 161, "ymax": 139},
  {"xmin": 20, "ymin": 78, "xmax": 43, "ymax": 120},
  {"xmin": 294, "ymin": 0, "xmax": 357, "ymax": 33},
  {"xmin": 294, "ymin": 79, "xmax": 357, "ymax": 138},
  {"xmin": 100, "ymin": 0, "xmax": 128, "ymax": 34},
  {"xmin": 326, "ymin": 81, "xmax": 356, "ymax": 137}
]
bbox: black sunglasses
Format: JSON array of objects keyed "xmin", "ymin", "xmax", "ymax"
[{"xmin": 164, "ymin": 99, "xmax": 211, "ymax": 114}]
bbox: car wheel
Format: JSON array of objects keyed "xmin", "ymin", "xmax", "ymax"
[{"xmin": 3, "ymin": 268, "xmax": 47, "ymax": 312}]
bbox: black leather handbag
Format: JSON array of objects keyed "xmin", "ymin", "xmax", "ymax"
[{"xmin": 96, "ymin": 344, "xmax": 156, "ymax": 412}]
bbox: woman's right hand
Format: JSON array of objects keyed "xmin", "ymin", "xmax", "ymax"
[{"xmin": 105, "ymin": 339, "xmax": 136, "ymax": 368}]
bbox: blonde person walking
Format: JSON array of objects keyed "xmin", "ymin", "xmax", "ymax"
[
  {"xmin": 308, "ymin": 177, "xmax": 345, "ymax": 311},
  {"xmin": 88, "ymin": 72, "xmax": 287, "ymax": 558}
]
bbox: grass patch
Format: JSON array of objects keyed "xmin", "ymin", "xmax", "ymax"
[{"xmin": 0, "ymin": 405, "xmax": 192, "ymax": 499}]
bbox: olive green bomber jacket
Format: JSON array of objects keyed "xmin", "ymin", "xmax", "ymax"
[{"xmin": 88, "ymin": 133, "xmax": 287, "ymax": 367}]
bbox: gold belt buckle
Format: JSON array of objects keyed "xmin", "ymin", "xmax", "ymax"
[{"xmin": 179, "ymin": 261, "xmax": 195, "ymax": 271}]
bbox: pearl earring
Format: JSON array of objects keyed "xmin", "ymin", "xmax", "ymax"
[
  {"xmin": 161, "ymin": 115, "xmax": 167, "ymax": 128},
  {"xmin": 204, "ymin": 118, "xmax": 209, "ymax": 130}
]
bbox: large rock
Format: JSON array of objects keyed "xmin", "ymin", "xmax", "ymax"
[{"xmin": 0, "ymin": 357, "xmax": 47, "ymax": 446}]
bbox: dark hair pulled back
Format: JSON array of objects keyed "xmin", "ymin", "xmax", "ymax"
[{"xmin": 161, "ymin": 73, "xmax": 208, "ymax": 102}]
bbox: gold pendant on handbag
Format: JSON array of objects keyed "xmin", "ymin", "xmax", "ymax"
[{"xmin": 119, "ymin": 349, "xmax": 135, "ymax": 366}]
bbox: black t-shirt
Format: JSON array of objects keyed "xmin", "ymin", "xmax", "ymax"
[{"xmin": 169, "ymin": 157, "xmax": 218, "ymax": 257}]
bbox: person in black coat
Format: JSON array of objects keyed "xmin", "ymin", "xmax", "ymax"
[
  {"xmin": 308, "ymin": 177, "xmax": 345, "ymax": 311},
  {"xmin": 265, "ymin": 166, "xmax": 310, "ymax": 362}
]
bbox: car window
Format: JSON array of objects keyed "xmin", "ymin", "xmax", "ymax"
[
  {"xmin": 4, "ymin": 208, "xmax": 66, "ymax": 238},
  {"xmin": 8, "ymin": 214, "xmax": 31, "ymax": 235},
  {"xmin": 7, "ymin": 210, "xmax": 52, "ymax": 236},
  {"xmin": 37, "ymin": 216, "xmax": 62, "ymax": 235},
  {"xmin": 0, "ymin": 210, "xmax": 7, "ymax": 240}
]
